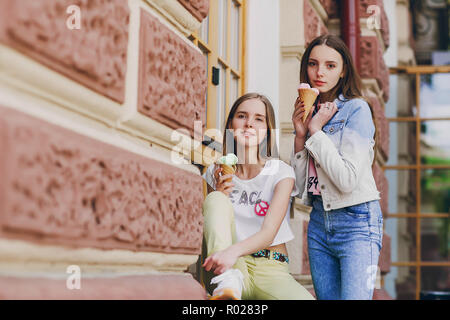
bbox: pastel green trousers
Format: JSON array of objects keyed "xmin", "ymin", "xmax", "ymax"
[{"xmin": 202, "ymin": 191, "xmax": 315, "ymax": 300}]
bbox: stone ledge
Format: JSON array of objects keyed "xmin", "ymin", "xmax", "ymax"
[
  {"xmin": 280, "ymin": 45, "xmax": 306, "ymax": 61},
  {"xmin": 0, "ymin": 44, "xmax": 123, "ymax": 129},
  {"xmin": 0, "ymin": 239, "xmax": 198, "ymax": 274},
  {"xmin": 145, "ymin": 0, "xmax": 202, "ymax": 34},
  {"xmin": 176, "ymin": 0, "xmax": 209, "ymax": 22},
  {"xmin": 0, "ymin": 273, "xmax": 206, "ymax": 300},
  {"xmin": 310, "ymin": 0, "xmax": 329, "ymax": 22}
]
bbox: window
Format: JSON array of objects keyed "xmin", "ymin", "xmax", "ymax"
[
  {"xmin": 385, "ymin": 66, "xmax": 450, "ymax": 300},
  {"xmin": 188, "ymin": 0, "xmax": 246, "ymax": 289},
  {"xmin": 189, "ymin": 0, "xmax": 246, "ymax": 135}
]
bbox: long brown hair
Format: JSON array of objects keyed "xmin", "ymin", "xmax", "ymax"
[
  {"xmin": 222, "ymin": 93, "xmax": 278, "ymax": 162},
  {"xmin": 300, "ymin": 35, "xmax": 378, "ymax": 165}
]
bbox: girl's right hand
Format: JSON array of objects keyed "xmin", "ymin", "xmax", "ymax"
[
  {"xmin": 292, "ymin": 97, "xmax": 315, "ymax": 139},
  {"xmin": 214, "ymin": 165, "xmax": 234, "ymax": 197}
]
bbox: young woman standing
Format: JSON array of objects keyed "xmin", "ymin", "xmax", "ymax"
[{"xmin": 291, "ymin": 35, "xmax": 383, "ymax": 300}]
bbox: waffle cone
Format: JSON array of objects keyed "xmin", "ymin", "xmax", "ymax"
[
  {"xmin": 298, "ymin": 88, "xmax": 319, "ymax": 122},
  {"xmin": 220, "ymin": 164, "xmax": 236, "ymax": 182}
]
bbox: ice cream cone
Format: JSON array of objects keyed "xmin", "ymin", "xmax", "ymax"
[
  {"xmin": 216, "ymin": 153, "xmax": 238, "ymax": 183},
  {"xmin": 220, "ymin": 164, "xmax": 236, "ymax": 182},
  {"xmin": 298, "ymin": 88, "xmax": 319, "ymax": 122}
]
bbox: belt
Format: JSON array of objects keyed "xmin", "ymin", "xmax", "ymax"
[
  {"xmin": 310, "ymin": 193, "xmax": 322, "ymax": 201},
  {"xmin": 251, "ymin": 249, "xmax": 289, "ymax": 264}
]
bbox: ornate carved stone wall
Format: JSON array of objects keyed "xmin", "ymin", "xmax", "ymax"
[
  {"xmin": 372, "ymin": 163, "xmax": 389, "ymax": 218},
  {"xmin": 360, "ymin": 36, "xmax": 390, "ymax": 102},
  {"xmin": 138, "ymin": 10, "xmax": 207, "ymax": 137},
  {"xmin": 177, "ymin": 0, "xmax": 209, "ymax": 22},
  {"xmin": 359, "ymin": 0, "xmax": 390, "ymax": 49},
  {"xmin": 318, "ymin": 0, "xmax": 339, "ymax": 18},
  {"xmin": 0, "ymin": 107, "xmax": 203, "ymax": 255},
  {"xmin": 368, "ymin": 96, "xmax": 390, "ymax": 160},
  {"xmin": 0, "ymin": 0, "xmax": 129, "ymax": 104},
  {"xmin": 303, "ymin": 0, "xmax": 328, "ymax": 46}
]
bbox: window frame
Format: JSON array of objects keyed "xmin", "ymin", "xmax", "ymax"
[
  {"xmin": 188, "ymin": 1, "xmax": 247, "ymax": 289},
  {"xmin": 189, "ymin": 0, "xmax": 246, "ymax": 139},
  {"xmin": 385, "ymin": 65, "xmax": 450, "ymax": 300}
]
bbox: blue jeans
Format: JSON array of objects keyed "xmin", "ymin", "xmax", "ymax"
[{"xmin": 307, "ymin": 196, "xmax": 383, "ymax": 300}]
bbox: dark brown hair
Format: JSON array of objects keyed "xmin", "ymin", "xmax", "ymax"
[{"xmin": 222, "ymin": 93, "xmax": 278, "ymax": 162}]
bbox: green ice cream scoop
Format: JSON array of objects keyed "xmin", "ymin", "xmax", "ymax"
[{"xmin": 217, "ymin": 153, "xmax": 238, "ymax": 166}]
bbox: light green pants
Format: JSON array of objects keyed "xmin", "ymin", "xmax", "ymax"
[{"xmin": 202, "ymin": 191, "xmax": 315, "ymax": 300}]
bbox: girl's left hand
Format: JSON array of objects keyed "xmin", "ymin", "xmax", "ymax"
[
  {"xmin": 202, "ymin": 248, "xmax": 239, "ymax": 275},
  {"xmin": 308, "ymin": 101, "xmax": 338, "ymax": 135}
]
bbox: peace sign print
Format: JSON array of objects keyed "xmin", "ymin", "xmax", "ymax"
[{"xmin": 254, "ymin": 200, "xmax": 269, "ymax": 216}]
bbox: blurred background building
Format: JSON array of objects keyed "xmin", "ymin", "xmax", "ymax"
[
  {"xmin": 384, "ymin": 0, "xmax": 450, "ymax": 300},
  {"xmin": 0, "ymin": 0, "xmax": 448, "ymax": 299}
]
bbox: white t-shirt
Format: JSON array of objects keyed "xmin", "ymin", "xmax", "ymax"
[{"xmin": 202, "ymin": 159, "xmax": 298, "ymax": 246}]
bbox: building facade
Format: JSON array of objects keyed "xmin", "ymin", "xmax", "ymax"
[
  {"xmin": 0, "ymin": 0, "xmax": 209, "ymax": 299},
  {"xmin": 3, "ymin": 0, "xmax": 443, "ymax": 300}
]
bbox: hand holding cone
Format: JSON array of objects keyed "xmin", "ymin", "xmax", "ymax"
[
  {"xmin": 297, "ymin": 83, "xmax": 319, "ymax": 122},
  {"xmin": 216, "ymin": 153, "xmax": 238, "ymax": 183}
]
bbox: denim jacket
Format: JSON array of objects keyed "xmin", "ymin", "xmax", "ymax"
[{"xmin": 290, "ymin": 95, "xmax": 380, "ymax": 211}]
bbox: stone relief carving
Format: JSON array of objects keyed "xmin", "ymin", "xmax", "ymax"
[
  {"xmin": 368, "ymin": 96, "xmax": 390, "ymax": 161},
  {"xmin": 318, "ymin": 0, "xmax": 339, "ymax": 19},
  {"xmin": 359, "ymin": 0, "xmax": 390, "ymax": 49},
  {"xmin": 0, "ymin": 108, "xmax": 203, "ymax": 254},
  {"xmin": 177, "ymin": 0, "xmax": 210, "ymax": 22},
  {"xmin": 360, "ymin": 36, "xmax": 390, "ymax": 102},
  {"xmin": 372, "ymin": 163, "xmax": 388, "ymax": 217},
  {"xmin": 304, "ymin": 0, "xmax": 328, "ymax": 46},
  {"xmin": 0, "ymin": 0, "xmax": 129, "ymax": 103},
  {"xmin": 138, "ymin": 10, "xmax": 206, "ymax": 138}
]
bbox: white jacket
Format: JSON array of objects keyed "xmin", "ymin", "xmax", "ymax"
[{"xmin": 290, "ymin": 95, "xmax": 380, "ymax": 211}]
